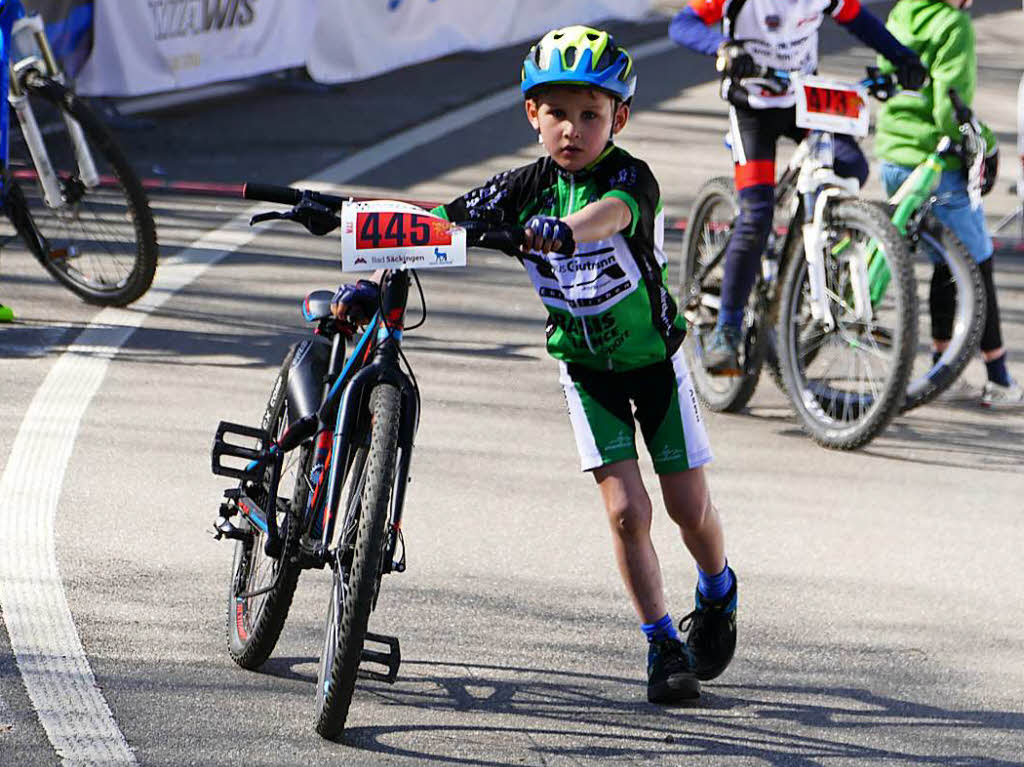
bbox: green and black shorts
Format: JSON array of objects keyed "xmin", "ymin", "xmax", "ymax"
[{"xmin": 558, "ymin": 349, "xmax": 712, "ymax": 474}]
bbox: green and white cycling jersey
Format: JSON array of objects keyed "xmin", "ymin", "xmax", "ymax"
[{"xmin": 436, "ymin": 144, "xmax": 686, "ymax": 371}]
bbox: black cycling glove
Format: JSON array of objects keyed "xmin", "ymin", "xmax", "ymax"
[
  {"xmin": 716, "ymin": 42, "xmax": 758, "ymax": 81},
  {"xmin": 894, "ymin": 55, "xmax": 928, "ymax": 91}
]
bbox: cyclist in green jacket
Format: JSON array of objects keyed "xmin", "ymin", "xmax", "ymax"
[
  {"xmin": 875, "ymin": 0, "xmax": 1022, "ymax": 407},
  {"xmin": 334, "ymin": 26, "xmax": 737, "ymax": 704}
]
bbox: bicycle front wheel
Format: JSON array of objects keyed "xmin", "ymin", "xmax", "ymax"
[
  {"xmin": 315, "ymin": 382, "xmax": 401, "ymax": 740},
  {"xmin": 227, "ymin": 347, "xmax": 311, "ymax": 669},
  {"xmin": 777, "ymin": 199, "xmax": 917, "ymax": 449},
  {"xmin": 6, "ymin": 76, "xmax": 158, "ymax": 305},
  {"xmin": 680, "ymin": 176, "xmax": 768, "ymax": 412}
]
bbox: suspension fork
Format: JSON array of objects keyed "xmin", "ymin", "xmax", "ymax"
[{"xmin": 7, "ymin": 14, "xmax": 99, "ymax": 210}]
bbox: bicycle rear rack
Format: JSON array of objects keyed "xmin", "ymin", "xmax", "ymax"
[{"xmin": 212, "ymin": 421, "xmax": 270, "ymax": 480}]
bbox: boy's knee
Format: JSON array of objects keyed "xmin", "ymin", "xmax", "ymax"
[
  {"xmin": 606, "ymin": 495, "xmax": 653, "ymax": 538},
  {"xmin": 672, "ymin": 486, "xmax": 713, "ymax": 532},
  {"xmin": 732, "ymin": 185, "xmax": 774, "ymax": 253}
]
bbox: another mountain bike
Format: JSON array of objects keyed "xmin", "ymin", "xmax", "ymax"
[
  {"xmin": 883, "ymin": 87, "xmax": 987, "ymax": 412},
  {"xmin": 210, "ymin": 184, "xmax": 571, "ymax": 740},
  {"xmin": 0, "ymin": 2, "xmax": 157, "ymax": 305},
  {"xmin": 681, "ymin": 68, "xmax": 916, "ymax": 449}
]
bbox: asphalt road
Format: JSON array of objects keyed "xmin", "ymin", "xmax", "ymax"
[{"xmin": 1, "ymin": 3, "xmax": 1023, "ymax": 765}]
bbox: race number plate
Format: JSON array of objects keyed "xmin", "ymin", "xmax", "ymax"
[
  {"xmin": 793, "ymin": 74, "xmax": 869, "ymax": 138},
  {"xmin": 340, "ymin": 200, "xmax": 466, "ymax": 271}
]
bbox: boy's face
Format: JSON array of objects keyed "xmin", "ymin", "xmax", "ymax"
[{"xmin": 525, "ymin": 87, "xmax": 629, "ymax": 172}]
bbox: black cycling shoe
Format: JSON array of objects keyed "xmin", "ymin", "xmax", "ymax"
[
  {"xmin": 647, "ymin": 636, "xmax": 700, "ymax": 703},
  {"xmin": 681, "ymin": 569, "xmax": 738, "ymax": 681}
]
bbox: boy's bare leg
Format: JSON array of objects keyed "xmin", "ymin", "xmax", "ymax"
[
  {"xmin": 593, "ymin": 459, "xmax": 667, "ymax": 624},
  {"xmin": 659, "ymin": 467, "xmax": 725, "ymax": 577}
]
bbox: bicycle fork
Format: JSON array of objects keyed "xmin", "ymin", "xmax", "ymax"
[
  {"xmin": 7, "ymin": 15, "xmax": 99, "ymax": 210},
  {"xmin": 797, "ymin": 136, "xmax": 874, "ymax": 330}
]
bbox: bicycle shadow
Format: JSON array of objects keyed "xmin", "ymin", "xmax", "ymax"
[{"xmin": 258, "ymin": 656, "xmax": 1024, "ymax": 765}]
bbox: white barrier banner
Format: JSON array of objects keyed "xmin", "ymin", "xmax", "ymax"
[
  {"xmin": 76, "ymin": 0, "xmax": 316, "ymax": 97},
  {"xmin": 307, "ymin": 0, "xmax": 655, "ymax": 85}
]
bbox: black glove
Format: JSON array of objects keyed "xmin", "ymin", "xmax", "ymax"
[
  {"xmin": 894, "ymin": 55, "xmax": 928, "ymax": 91},
  {"xmin": 981, "ymin": 147, "xmax": 999, "ymax": 196},
  {"xmin": 330, "ymin": 280, "xmax": 379, "ymax": 324},
  {"xmin": 716, "ymin": 41, "xmax": 757, "ymax": 81}
]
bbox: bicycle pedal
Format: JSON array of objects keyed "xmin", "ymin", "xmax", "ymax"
[
  {"xmin": 359, "ymin": 632, "xmax": 401, "ymax": 684},
  {"xmin": 210, "ymin": 515, "xmax": 246, "ymax": 542},
  {"xmin": 211, "ymin": 421, "xmax": 270, "ymax": 480}
]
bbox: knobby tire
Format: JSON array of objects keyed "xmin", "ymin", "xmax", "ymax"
[
  {"xmin": 8, "ymin": 76, "xmax": 158, "ymax": 305},
  {"xmin": 778, "ymin": 199, "xmax": 916, "ymax": 449},
  {"xmin": 315, "ymin": 382, "xmax": 401, "ymax": 740},
  {"xmin": 226, "ymin": 347, "xmax": 310, "ymax": 669},
  {"xmin": 681, "ymin": 176, "xmax": 769, "ymax": 412}
]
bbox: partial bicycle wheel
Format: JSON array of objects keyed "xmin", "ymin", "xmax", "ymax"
[
  {"xmin": 316, "ymin": 382, "xmax": 401, "ymax": 740},
  {"xmin": 777, "ymin": 199, "xmax": 917, "ymax": 449},
  {"xmin": 680, "ymin": 176, "xmax": 768, "ymax": 412},
  {"xmin": 901, "ymin": 219, "xmax": 984, "ymax": 411},
  {"xmin": 5, "ymin": 75, "xmax": 158, "ymax": 305},
  {"xmin": 227, "ymin": 347, "xmax": 311, "ymax": 669}
]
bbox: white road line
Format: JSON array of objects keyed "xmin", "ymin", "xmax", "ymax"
[{"xmin": 0, "ymin": 35, "xmax": 677, "ymax": 764}]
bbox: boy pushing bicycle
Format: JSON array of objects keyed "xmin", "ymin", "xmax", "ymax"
[{"xmin": 333, "ymin": 26, "xmax": 736, "ymax": 704}]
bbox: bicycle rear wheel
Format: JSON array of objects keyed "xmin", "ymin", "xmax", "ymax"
[
  {"xmin": 777, "ymin": 199, "xmax": 917, "ymax": 449},
  {"xmin": 680, "ymin": 176, "xmax": 768, "ymax": 412},
  {"xmin": 901, "ymin": 223, "xmax": 984, "ymax": 411},
  {"xmin": 227, "ymin": 347, "xmax": 311, "ymax": 669},
  {"xmin": 5, "ymin": 76, "xmax": 158, "ymax": 305},
  {"xmin": 315, "ymin": 382, "xmax": 401, "ymax": 740}
]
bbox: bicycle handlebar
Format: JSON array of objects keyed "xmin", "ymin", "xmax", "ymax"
[
  {"xmin": 745, "ymin": 65, "xmax": 900, "ymax": 101},
  {"xmin": 242, "ymin": 182, "xmax": 576, "ymax": 258},
  {"xmin": 242, "ymin": 182, "xmax": 345, "ymax": 212}
]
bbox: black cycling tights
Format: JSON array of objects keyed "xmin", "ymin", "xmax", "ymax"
[{"xmin": 930, "ymin": 256, "xmax": 1002, "ymax": 352}]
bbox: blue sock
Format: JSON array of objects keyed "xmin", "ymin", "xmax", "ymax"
[
  {"xmin": 642, "ymin": 614, "xmax": 678, "ymax": 643},
  {"xmin": 932, "ymin": 350, "xmax": 942, "ymax": 366},
  {"xmin": 697, "ymin": 562, "xmax": 734, "ymax": 602},
  {"xmin": 717, "ymin": 308, "xmax": 744, "ymax": 330},
  {"xmin": 986, "ymin": 353, "xmax": 1011, "ymax": 387}
]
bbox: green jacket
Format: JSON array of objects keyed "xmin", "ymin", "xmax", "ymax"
[{"xmin": 875, "ymin": 0, "xmax": 996, "ymax": 171}]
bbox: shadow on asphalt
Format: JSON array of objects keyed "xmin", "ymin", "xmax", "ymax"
[
  {"xmin": 246, "ymin": 657, "xmax": 1024, "ymax": 765},
  {"xmin": 247, "ymin": 647, "xmax": 1024, "ymax": 765}
]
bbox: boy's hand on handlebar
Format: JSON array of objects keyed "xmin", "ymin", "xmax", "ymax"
[
  {"xmin": 716, "ymin": 41, "xmax": 757, "ymax": 80},
  {"xmin": 523, "ymin": 215, "xmax": 573, "ymax": 255},
  {"xmin": 894, "ymin": 54, "xmax": 928, "ymax": 91},
  {"xmin": 982, "ymin": 147, "xmax": 999, "ymax": 197},
  {"xmin": 330, "ymin": 280, "xmax": 379, "ymax": 325}
]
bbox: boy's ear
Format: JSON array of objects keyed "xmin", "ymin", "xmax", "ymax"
[
  {"xmin": 612, "ymin": 102, "xmax": 630, "ymax": 136},
  {"xmin": 524, "ymin": 99, "xmax": 541, "ymax": 130}
]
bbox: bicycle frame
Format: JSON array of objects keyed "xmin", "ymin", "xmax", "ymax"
[{"xmin": 303, "ymin": 270, "xmax": 419, "ymax": 571}]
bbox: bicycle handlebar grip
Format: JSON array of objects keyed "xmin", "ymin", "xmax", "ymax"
[
  {"xmin": 242, "ymin": 182, "xmax": 303, "ymax": 205},
  {"xmin": 947, "ymin": 88, "xmax": 973, "ymax": 124}
]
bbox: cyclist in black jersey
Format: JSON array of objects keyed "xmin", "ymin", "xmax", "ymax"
[{"xmin": 335, "ymin": 25, "xmax": 738, "ymax": 704}]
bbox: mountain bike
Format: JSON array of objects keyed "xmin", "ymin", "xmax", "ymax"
[
  {"xmin": 210, "ymin": 184, "xmax": 571, "ymax": 740},
  {"xmin": 881, "ymin": 87, "xmax": 987, "ymax": 412},
  {"xmin": 0, "ymin": 1, "xmax": 157, "ymax": 305},
  {"xmin": 681, "ymin": 68, "xmax": 916, "ymax": 449}
]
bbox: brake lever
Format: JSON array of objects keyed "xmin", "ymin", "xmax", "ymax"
[{"xmin": 250, "ymin": 210, "xmax": 289, "ymax": 227}]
